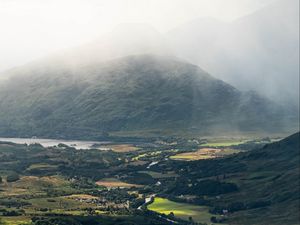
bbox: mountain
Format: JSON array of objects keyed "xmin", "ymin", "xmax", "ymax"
[
  {"xmin": 167, "ymin": 17, "xmax": 225, "ymax": 69},
  {"xmin": 0, "ymin": 54, "xmax": 292, "ymax": 139},
  {"xmin": 167, "ymin": 132, "xmax": 300, "ymax": 224},
  {"xmin": 168, "ymin": 0, "xmax": 299, "ymax": 107},
  {"xmin": 217, "ymin": 132, "xmax": 300, "ymax": 224}
]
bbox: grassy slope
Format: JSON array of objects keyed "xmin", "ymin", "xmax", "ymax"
[
  {"xmin": 162, "ymin": 132, "xmax": 299, "ymax": 225},
  {"xmin": 148, "ymin": 197, "xmax": 213, "ymax": 224},
  {"xmin": 205, "ymin": 132, "xmax": 300, "ymax": 224},
  {"xmin": 226, "ymin": 132, "xmax": 300, "ymax": 224},
  {"xmin": 170, "ymin": 148, "xmax": 241, "ymax": 161}
]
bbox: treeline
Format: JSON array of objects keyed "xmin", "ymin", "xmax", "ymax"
[
  {"xmin": 167, "ymin": 178, "xmax": 238, "ymax": 196},
  {"xmin": 30, "ymin": 211, "xmax": 187, "ymax": 225}
]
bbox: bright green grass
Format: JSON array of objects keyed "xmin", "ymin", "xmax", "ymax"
[
  {"xmin": 132, "ymin": 151, "xmax": 162, "ymax": 161},
  {"xmin": 200, "ymin": 140, "xmax": 247, "ymax": 147},
  {"xmin": 201, "ymin": 137, "xmax": 281, "ymax": 147},
  {"xmin": 147, "ymin": 197, "xmax": 214, "ymax": 224},
  {"xmin": 1, "ymin": 216, "xmax": 32, "ymax": 225},
  {"xmin": 170, "ymin": 154, "xmax": 213, "ymax": 160},
  {"xmin": 170, "ymin": 148, "xmax": 241, "ymax": 161}
]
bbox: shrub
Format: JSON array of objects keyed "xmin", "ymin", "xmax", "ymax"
[{"xmin": 6, "ymin": 173, "xmax": 20, "ymax": 182}]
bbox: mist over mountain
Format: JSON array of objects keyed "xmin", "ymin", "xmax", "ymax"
[
  {"xmin": 56, "ymin": 23, "xmax": 173, "ymax": 68},
  {"xmin": 168, "ymin": 0, "xmax": 299, "ymax": 107},
  {"xmin": 2, "ymin": 0, "xmax": 298, "ymax": 110},
  {"xmin": 0, "ymin": 1, "xmax": 299, "ymax": 225},
  {"xmin": 0, "ymin": 55, "xmax": 294, "ymax": 139},
  {"xmin": 0, "ymin": 0, "xmax": 298, "ymax": 139},
  {"xmin": 1, "ymin": 23, "xmax": 172, "ymax": 82}
]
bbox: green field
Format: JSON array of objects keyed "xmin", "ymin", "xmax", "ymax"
[
  {"xmin": 26, "ymin": 163, "xmax": 58, "ymax": 171},
  {"xmin": 170, "ymin": 148, "xmax": 241, "ymax": 161},
  {"xmin": 0, "ymin": 133, "xmax": 298, "ymax": 225},
  {"xmin": 147, "ymin": 197, "xmax": 214, "ymax": 224},
  {"xmin": 200, "ymin": 140, "xmax": 247, "ymax": 147},
  {"xmin": 200, "ymin": 138, "xmax": 279, "ymax": 148},
  {"xmin": 0, "ymin": 216, "xmax": 32, "ymax": 225}
]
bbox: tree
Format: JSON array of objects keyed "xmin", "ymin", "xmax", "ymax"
[
  {"xmin": 6, "ymin": 172, "xmax": 20, "ymax": 182},
  {"xmin": 169, "ymin": 212, "xmax": 175, "ymax": 219},
  {"xmin": 211, "ymin": 216, "xmax": 218, "ymax": 223}
]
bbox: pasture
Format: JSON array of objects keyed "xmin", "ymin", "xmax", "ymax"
[
  {"xmin": 102, "ymin": 144, "xmax": 139, "ymax": 152},
  {"xmin": 0, "ymin": 216, "xmax": 31, "ymax": 225},
  {"xmin": 170, "ymin": 148, "xmax": 240, "ymax": 161},
  {"xmin": 200, "ymin": 140, "xmax": 247, "ymax": 147},
  {"xmin": 96, "ymin": 178, "xmax": 143, "ymax": 188},
  {"xmin": 147, "ymin": 197, "xmax": 214, "ymax": 224}
]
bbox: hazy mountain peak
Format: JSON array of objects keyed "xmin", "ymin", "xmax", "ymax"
[
  {"xmin": 167, "ymin": 0, "xmax": 299, "ymax": 107},
  {"xmin": 56, "ymin": 23, "xmax": 173, "ymax": 67},
  {"xmin": 111, "ymin": 23, "xmax": 161, "ymax": 35}
]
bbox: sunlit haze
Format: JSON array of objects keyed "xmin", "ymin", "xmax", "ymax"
[
  {"xmin": 0, "ymin": 2, "xmax": 299, "ymax": 223},
  {"xmin": 0, "ymin": 0, "xmax": 277, "ymax": 72}
]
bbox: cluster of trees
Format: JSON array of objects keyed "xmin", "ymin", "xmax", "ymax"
[
  {"xmin": 30, "ymin": 213, "xmax": 184, "ymax": 225},
  {"xmin": 0, "ymin": 173, "xmax": 20, "ymax": 183},
  {"xmin": 121, "ymin": 172, "xmax": 155, "ymax": 185},
  {"xmin": 168, "ymin": 178, "xmax": 238, "ymax": 196},
  {"xmin": 210, "ymin": 216, "xmax": 227, "ymax": 223},
  {"xmin": 0, "ymin": 141, "xmax": 127, "ymax": 182},
  {"xmin": 210, "ymin": 200, "xmax": 271, "ymax": 214},
  {"xmin": 0, "ymin": 199, "xmax": 31, "ymax": 208},
  {"xmin": 6, "ymin": 172, "xmax": 20, "ymax": 182},
  {"xmin": 0, "ymin": 209, "xmax": 23, "ymax": 216}
]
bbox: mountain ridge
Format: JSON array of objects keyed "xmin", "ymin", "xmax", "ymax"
[
  {"xmin": 0, "ymin": 54, "xmax": 293, "ymax": 139},
  {"xmin": 167, "ymin": 0, "xmax": 299, "ymax": 107}
]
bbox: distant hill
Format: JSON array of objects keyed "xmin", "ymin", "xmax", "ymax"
[
  {"xmin": 0, "ymin": 55, "xmax": 293, "ymax": 139},
  {"xmin": 167, "ymin": 132, "xmax": 300, "ymax": 224},
  {"xmin": 168, "ymin": 0, "xmax": 299, "ymax": 107},
  {"xmin": 215, "ymin": 132, "xmax": 300, "ymax": 224}
]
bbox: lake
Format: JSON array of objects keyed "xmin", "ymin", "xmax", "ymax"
[{"xmin": 0, "ymin": 137, "xmax": 111, "ymax": 150}]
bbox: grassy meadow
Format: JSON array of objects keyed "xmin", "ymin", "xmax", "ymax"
[
  {"xmin": 96, "ymin": 178, "xmax": 143, "ymax": 188},
  {"xmin": 170, "ymin": 148, "xmax": 241, "ymax": 161},
  {"xmin": 147, "ymin": 197, "xmax": 215, "ymax": 224}
]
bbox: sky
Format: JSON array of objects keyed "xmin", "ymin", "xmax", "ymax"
[{"xmin": 0, "ymin": 0, "xmax": 277, "ymax": 72}]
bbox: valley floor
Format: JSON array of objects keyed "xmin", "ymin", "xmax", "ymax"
[{"xmin": 0, "ymin": 133, "xmax": 299, "ymax": 225}]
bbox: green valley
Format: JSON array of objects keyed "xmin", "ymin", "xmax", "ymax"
[
  {"xmin": 0, "ymin": 1, "xmax": 299, "ymax": 224},
  {"xmin": 0, "ymin": 133, "xmax": 298, "ymax": 225}
]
